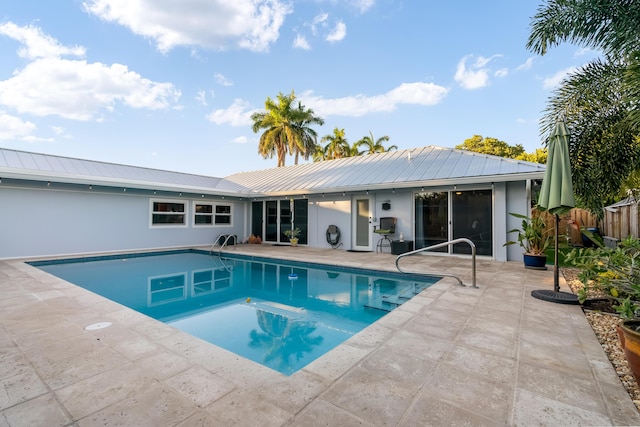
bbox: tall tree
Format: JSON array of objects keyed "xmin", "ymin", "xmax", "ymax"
[
  {"xmin": 456, "ymin": 135, "xmax": 526, "ymax": 159},
  {"xmin": 527, "ymin": 0, "xmax": 640, "ymax": 215},
  {"xmin": 355, "ymin": 131, "xmax": 397, "ymax": 155},
  {"xmin": 289, "ymin": 101, "xmax": 325, "ymax": 165},
  {"xmin": 251, "ymin": 91, "xmax": 324, "ymax": 167},
  {"xmin": 320, "ymin": 127, "xmax": 351, "ymax": 160}
]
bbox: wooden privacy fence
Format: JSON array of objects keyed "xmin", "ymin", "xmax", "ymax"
[
  {"xmin": 602, "ymin": 202, "xmax": 639, "ymax": 242},
  {"xmin": 534, "ymin": 208, "xmax": 600, "ymax": 246}
]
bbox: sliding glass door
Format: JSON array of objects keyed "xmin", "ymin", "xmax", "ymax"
[
  {"xmin": 414, "ymin": 189, "xmax": 492, "ymax": 256},
  {"xmin": 252, "ymin": 200, "xmax": 308, "ymax": 244}
]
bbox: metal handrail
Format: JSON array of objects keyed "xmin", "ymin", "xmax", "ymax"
[
  {"xmin": 395, "ymin": 238, "xmax": 478, "ymax": 288},
  {"xmin": 210, "ymin": 234, "xmax": 237, "ymax": 256}
]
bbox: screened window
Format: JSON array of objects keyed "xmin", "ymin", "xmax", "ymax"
[
  {"xmin": 194, "ymin": 203, "xmax": 213, "ymax": 226},
  {"xmin": 151, "ymin": 201, "xmax": 186, "ymax": 226},
  {"xmin": 215, "ymin": 204, "xmax": 232, "ymax": 225}
]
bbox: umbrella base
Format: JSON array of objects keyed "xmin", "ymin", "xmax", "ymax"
[{"xmin": 531, "ymin": 289, "xmax": 579, "ymax": 305}]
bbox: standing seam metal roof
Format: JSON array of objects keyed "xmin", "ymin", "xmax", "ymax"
[
  {"xmin": 224, "ymin": 146, "xmax": 546, "ymax": 194},
  {"xmin": 0, "ymin": 145, "xmax": 546, "ymax": 196}
]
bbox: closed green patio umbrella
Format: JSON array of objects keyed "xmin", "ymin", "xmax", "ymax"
[{"xmin": 533, "ymin": 121, "xmax": 578, "ymax": 303}]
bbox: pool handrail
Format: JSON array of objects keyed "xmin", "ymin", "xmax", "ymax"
[
  {"xmin": 395, "ymin": 238, "xmax": 478, "ymax": 288},
  {"xmin": 210, "ymin": 234, "xmax": 237, "ymax": 256}
]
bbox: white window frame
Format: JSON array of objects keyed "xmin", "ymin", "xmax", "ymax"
[
  {"xmin": 150, "ymin": 199, "xmax": 188, "ymax": 228},
  {"xmin": 214, "ymin": 203, "xmax": 233, "ymax": 227},
  {"xmin": 193, "ymin": 202, "xmax": 215, "ymax": 227},
  {"xmin": 147, "ymin": 272, "xmax": 187, "ymax": 306}
]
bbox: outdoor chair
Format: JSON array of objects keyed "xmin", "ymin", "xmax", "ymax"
[{"xmin": 374, "ymin": 217, "xmax": 397, "ymax": 253}]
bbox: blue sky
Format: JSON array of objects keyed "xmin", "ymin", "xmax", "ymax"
[{"xmin": 0, "ymin": 1, "xmax": 598, "ymax": 177}]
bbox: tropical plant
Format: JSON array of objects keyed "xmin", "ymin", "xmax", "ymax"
[
  {"xmin": 566, "ymin": 236, "xmax": 640, "ymax": 319},
  {"xmin": 283, "ymin": 228, "xmax": 301, "ymax": 239},
  {"xmin": 537, "ymin": 59, "xmax": 640, "ymax": 217},
  {"xmin": 320, "ymin": 127, "xmax": 351, "ymax": 160},
  {"xmin": 290, "ymin": 101, "xmax": 324, "ymax": 165},
  {"xmin": 504, "ymin": 211, "xmax": 552, "ymax": 256},
  {"xmin": 251, "ymin": 91, "xmax": 324, "ymax": 167},
  {"xmin": 527, "ymin": 0, "xmax": 640, "ymax": 217},
  {"xmin": 355, "ymin": 131, "xmax": 397, "ymax": 155}
]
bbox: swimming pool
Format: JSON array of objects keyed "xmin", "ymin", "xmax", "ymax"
[{"xmin": 33, "ymin": 250, "xmax": 438, "ymax": 375}]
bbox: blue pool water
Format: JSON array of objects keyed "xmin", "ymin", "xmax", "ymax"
[{"xmin": 33, "ymin": 250, "xmax": 437, "ymax": 375}]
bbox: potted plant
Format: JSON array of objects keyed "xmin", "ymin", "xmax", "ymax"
[
  {"xmin": 504, "ymin": 211, "xmax": 552, "ymax": 269},
  {"xmin": 566, "ymin": 236, "xmax": 640, "ymax": 383},
  {"xmin": 284, "ymin": 228, "xmax": 301, "ymax": 246}
]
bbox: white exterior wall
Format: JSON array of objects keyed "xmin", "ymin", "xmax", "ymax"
[
  {"xmin": 0, "ymin": 186, "xmax": 246, "ymax": 259},
  {"xmin": 308, "ymin": 197, "xmax": 352, "ymax": 249},
  {"xmin": 505, "ymin": 180, "xmax": 531, "ymax": 262}
]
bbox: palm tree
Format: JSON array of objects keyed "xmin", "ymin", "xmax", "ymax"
[
  {"xmin": 527, "ymin": 0, "xmax": 640, "ymax": 216},
  {"xmin": 251, "ymin": 91, "xmax": 324, "ymax": 167},
  {"xmin": 289, "ymin": 102, "xmax": 324, "ymax": 165},
  {"xmin": 320, "ymin": 127, "xmax": 351, "ymax": 160},
  {"xmin": 355, "ymin": 131, "xmax": 397, "ymax": 155}
]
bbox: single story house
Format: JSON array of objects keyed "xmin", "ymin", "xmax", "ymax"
[{"xmin": 0, "ymin": 146, "xmax": 545, "ymax": 261}]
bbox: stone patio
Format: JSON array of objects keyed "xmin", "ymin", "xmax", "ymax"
[{"xmin": 1, "ymin": 245, "xmax": 639, "ymax": 426}]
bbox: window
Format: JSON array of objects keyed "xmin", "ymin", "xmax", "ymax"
[
  {"xmin": 215, "ymin": 204, "xmax": 232, "ymax": 225},
  {"xmin": 194, "ymin": 203, "xmax": 213, "ymax": 226},
  {"xmin": 192, "ymin": 268, "xmax": 231, "ymax": 296},
  {"xmin": 148, "ymin": 273, "xmax": 186, "ymax": 305},
  {"xmin": 151, "ymin": 200, "xmax": 186, "ymax": 227}
]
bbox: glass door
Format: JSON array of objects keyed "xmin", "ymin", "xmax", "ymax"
[
  {"xmin": 253, "ymin": 200, "xmax": 308, "ymax": 244},
  {"xmin": 352, "ymin": 196, "xmax": 372, "ymax": 251},
  {"xmin": 452, "ymin": 190, "xmax": 492, "ymax": 256},
  {"xmin": 414, "ymin": 192, "xmax": 448, "ymax": 252},
  {"xmin": 414, "ymin": 189, "xmax": 493, "ymax": 256},
  {"xmin": 265, "ymin": 201, "xmax": 278, "ymax": 242}
]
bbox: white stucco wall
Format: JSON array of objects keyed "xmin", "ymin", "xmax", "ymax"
[{"xmin": 0, "ymin": 186, "xmax": 246, "ymax": 259}]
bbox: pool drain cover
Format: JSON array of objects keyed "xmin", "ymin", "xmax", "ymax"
[{"xmin": 84, "ymin": 322, "xmax": 112, "ymax": 331}]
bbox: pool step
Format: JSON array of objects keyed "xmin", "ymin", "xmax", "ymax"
[{"xmin": 364, "ymin": 282, "xmax": 430, "ymax": 312}]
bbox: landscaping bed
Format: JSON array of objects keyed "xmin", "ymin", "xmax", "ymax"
[{"xmin": 563, "ymin": 268, "xmax": 640, "ymax": 411}]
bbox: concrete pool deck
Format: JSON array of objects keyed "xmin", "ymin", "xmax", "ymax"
[{"xmin": 1, "ymin": 245, "xmax": 639, "ymax": 426}]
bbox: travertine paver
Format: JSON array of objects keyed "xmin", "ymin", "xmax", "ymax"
[{"xmin": 1, "ymin": 245, "xmax": 639, "ymax": 426}]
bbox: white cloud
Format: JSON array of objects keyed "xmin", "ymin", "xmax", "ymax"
[
  {"xmin": 195, "ymin": 90, "xmax": 207, "ymax": 106},
  {"xmin": 83, "ymin": 0, "xmax": 292, "ymax": 53},
  {"xmin": 0, "ymin": 58, "xmax": 181, "ymax": 120},
  {"xmin": 543, "ymin": 67, "xmax": 577, "ymax": 90},
  {"xmin": 0, "ymin": 111, "xmax": 37, "ymax": 140},
  {"xmin": 310, "ymin": 13, "xmax": 329, "ymax": 36},
  {"xmin": 516, "ymin": 57, "xmax": 534, "ymax": 71},
  {"xmin": 352, "ymin": 0, "xmax": 375, "ymax": 13},
  {"xmin": 293, "ymin": 34, "xmax": 311, "ymax": 50},
  {"xmin": 0, "ymin": 22, "xmax": 181, "ymax": 120},
  {"xmin": 301, "ymin": 82, "xmax": 448, "ymax": 117},
  {"xmin": 207, "ymin": 82, "xmax": 448, "ymax": 126},
  {"xmin": 0, "ymin": 22, "xmax": 85, "ymax": 60},
  {"xmin": 454, "ymin": 54, "xmax": 502, "ymax": 90},
  {"xmin": 494, "ymin": 68, "xmax": 508, "ymax": 78},
  {"xmin": 232, "ymin": 136, "xmax": 248, "ymax": 144},
  {"xmin": 214, "ymin": 72, "xmax": 234, "ymax": 86},
  {"xmin": 326, "ymin": 20, "xmax": 347, "ymax": 43},
  {"xmin": 206, "ymin": 98, "xmax": 256, "ymax": 126}
]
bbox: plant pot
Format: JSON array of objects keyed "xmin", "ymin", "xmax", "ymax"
[
  {"xmin": 617, "ymin": 320, "xmax": 640, "ymax": 384},
  {"xmin": 289, "ymin": 238, "xmax": 299, "ymax": 246},
  {"xmin": 523, "ymin": 254, "xmax": 547, "ymax": 270}
]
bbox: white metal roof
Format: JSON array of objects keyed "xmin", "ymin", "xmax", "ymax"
[
  {"xmin": 0, "ymin": 147, "xmax": 250, "ymax": 195},
  {"xmin": 224, "ymin": 146, "xmax": 546, "ymax": 195},
  {"xmin": 0, "ymin": 145, "xmax": 545, "ymax": 197}
]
